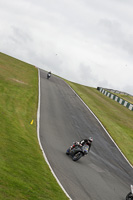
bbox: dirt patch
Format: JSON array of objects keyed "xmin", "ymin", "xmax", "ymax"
[{"xmin": 11, "ymin": 78, "xmax": 28, "ymax": 85}]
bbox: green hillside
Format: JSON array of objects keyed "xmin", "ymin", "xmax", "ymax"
[
  {"xmin": 0, "ymin": 52, "xmax": 68, "ymax": 200},
  {"xmin": 116, "ymin": 94, "xmax": 133, "ymax": 104},
  {"xmin": 0, "ymin": 52, "xmax": 132, "ymax": 200},
  {"xmin": 65, "ymin": 80, "xmax": 133, "ymax": 166}
]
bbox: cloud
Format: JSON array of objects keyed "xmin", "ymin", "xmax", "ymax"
[
  {"xmin": 0, "ymin": 0, "xmax": 133, "ymax": 95},
  {"xmin": 98, "ymin": 18, "xmax": 133, "ymax": 56},
  {"xmin": 10, "ymin": 26, "xmax": 32, "ymax": 44}
]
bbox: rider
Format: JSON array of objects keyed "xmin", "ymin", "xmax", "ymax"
[
  {"xmin": 48, "ymin": 71, "xmax": 51, "ymax": 75},
  {"xmin": 47, "ymin": 71, "xmax": 51, "ymax": 78},
  {"xmin": 71, "ymin": 137, "xmax": 93, "ymax": 150}
]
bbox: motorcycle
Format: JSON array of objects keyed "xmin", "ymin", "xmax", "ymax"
[
  {"xmin": 47, "ymin": 72, "xmax": 51, "ymax": 79},
  {"xmin": 126, "ymin": 185, "xmax": 133, "ymax": 200},
  {"xmin": 66, "ymin": 142, "xmax": 89, "ymax": 161}
]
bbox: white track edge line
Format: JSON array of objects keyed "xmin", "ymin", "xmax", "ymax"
[
  {"xmin": 64, "ymin": 81, "xmax": 133, "ymax": 169},
  {"xmin": 37, "ymin": 69, "xmax": 72, "ymax": 200}
]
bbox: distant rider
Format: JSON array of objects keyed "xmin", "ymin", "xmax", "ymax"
[{"xmin": 47, "ymin": 71, "xmax": 51, "ymax": 79}]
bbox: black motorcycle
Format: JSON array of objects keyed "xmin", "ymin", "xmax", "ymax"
[
  {"xmin": 126, "ymin": 185, "xmax": 133, "ymax": 200},
  {"xmin": 66, "ymin": 142, "xmax": 89, "ymax": 161},
  {"xmin": 47, "ymin": 72, "xmax": 51, "ymax": 79}
]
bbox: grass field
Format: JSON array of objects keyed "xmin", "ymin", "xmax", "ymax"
[
  {"xmin": 106, "ymin": 90, "xmax": 133, "ymax": 104},
  {"xmin": 0, "ymin": 52, "xmax": 132, "ymax": 200},
  {"xmin": 65, "ymin": 80, "xmax": 133, "ymax": 166},
  {"xmin": 117, "ymin": 94, "xmax": 133, "ymax": 104},
  {"xmin": 0, "ymin": 52, "xmax": 68, "ymax": 200}
]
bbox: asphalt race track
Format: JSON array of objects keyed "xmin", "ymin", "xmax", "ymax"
[{"xmin": 39, "ymin": 69, "xmax": 133, "ymax": 200}]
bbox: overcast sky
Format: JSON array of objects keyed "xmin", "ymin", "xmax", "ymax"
[{"xmin": 0, "ymin": 0, "xmax": 133, "ymax": 95}]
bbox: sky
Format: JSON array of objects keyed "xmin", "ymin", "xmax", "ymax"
[{"xmin": 0, "ymin": 0, "xmax": 133, "ymax": 95}]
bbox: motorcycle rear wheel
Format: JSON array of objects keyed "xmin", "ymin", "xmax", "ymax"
[{"xmin": 72, "ymin": 152, "xmax": 83, "ymax": 161}]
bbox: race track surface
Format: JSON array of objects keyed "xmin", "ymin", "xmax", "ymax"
[{"xmin": 39, "ymin": 69, "xmax": 133, "ymax": 200}]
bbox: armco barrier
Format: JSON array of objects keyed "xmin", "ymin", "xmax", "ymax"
[{"xmin": 97, "ymin": 87, "xmax": 133, "ymax": 111}]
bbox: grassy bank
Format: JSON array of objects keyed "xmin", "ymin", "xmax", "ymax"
[
  {"xmin": 65, "ymin": 80, "xmax": 133, "ymax": 166},
  {"xmin": 116, "ymin": 94, "xmax": 133, "ymax": 104},
  {"xmin": 106, "ymin": 90, "xmax": 133, "ymax": 104},
  {"xmin": 1, "ymin": 51, "xmax": 132, "ymax": 200},
  {"xmin": 0, "ymin": 52, "xmax": 68, "ymax": 200}
]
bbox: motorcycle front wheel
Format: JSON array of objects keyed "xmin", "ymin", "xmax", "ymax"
[
  {"xmin": 126, "ymin": 192, "xmax": 133, "ymax": 200},
  {"xmin": 72, "ymin": 152, "xmax": 83, "ymax": 161}
]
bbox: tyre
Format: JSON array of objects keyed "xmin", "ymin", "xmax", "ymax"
[
  {"xmin": 72, "ymin": 152, "xmax": 83, "ymax": 161},
  {"xmin": 126, "ymin": 192, "xmax": 133, "ymax": 200}
]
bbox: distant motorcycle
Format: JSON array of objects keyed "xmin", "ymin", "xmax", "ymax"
[
  {"xmin": 66, "ymin": 142, "xmax": 89, "ymax": 161},
  {"xmin": 126, "ymin": 185, "xmax": 133, "ymax": 200},
  {"xmin": 47, "ymin": 72, "xmax": 51, "ymax": 79}
]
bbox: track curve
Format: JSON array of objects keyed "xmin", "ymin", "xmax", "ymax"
[{"xmin": 39, "ymin": 69, "xmax": 133, "ymax": 200}]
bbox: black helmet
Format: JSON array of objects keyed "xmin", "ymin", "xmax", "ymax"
[{"xmin": 88, "ymin": 137, "xmax": 93, "ymax": 143}]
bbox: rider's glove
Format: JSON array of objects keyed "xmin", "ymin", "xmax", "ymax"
[{"xmin": 75, "ymin": 141, "xmax": 79, "ymax": 145}]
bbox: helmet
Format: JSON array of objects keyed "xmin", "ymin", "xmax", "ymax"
[{"xmin": 88, "ymin": 137, "xmax": 93, "ymax": 143}]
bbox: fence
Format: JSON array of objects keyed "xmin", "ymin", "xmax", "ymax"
[{"xmin": 97, "ymin": 87, "xmax": 133, "ymax": 111}]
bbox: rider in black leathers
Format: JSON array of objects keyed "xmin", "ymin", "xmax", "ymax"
[
  {"xmin": 71, "ymin": 137, "xmax": 93, "ymax": 151},
  {"xmin": 47, "ymin": 71, "xmax": 51, "ymax": 79}
]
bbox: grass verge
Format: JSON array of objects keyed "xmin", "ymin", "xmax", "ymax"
[
  {"xmin": 106, "ymin": 90, "xmax": 133, "ymax": 104},
  {"xmin": 64, "ymin": 80, "xmax": 133, "ymax": 166},
  {"xmin": 0, "ymin": 52, "xmax": 68, "ymax": 200}
]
